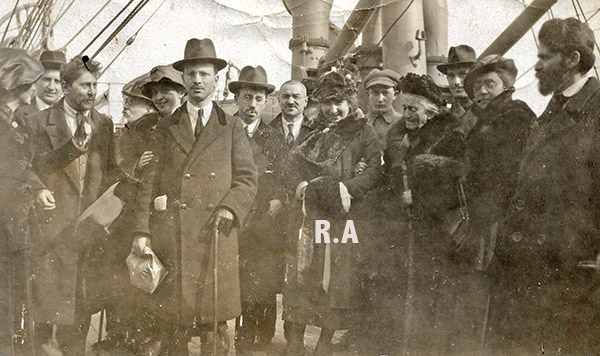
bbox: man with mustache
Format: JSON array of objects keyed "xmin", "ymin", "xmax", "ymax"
[
  {"xmin": 25, "ymin": 57, "xmax": 122, "ymax": 355},
  {"xmin": 131, "ymin": 38, "xmax": 257, "ymax": 355},
  {"xmin": 488, "ymin": 18, "xmax": 600, "ymax": 355},
  {"xmin": 229, "ymin": 65, "xmax": 286, "ymax": 354},
  {"xmin": 16, "ymin": 50, "xmax": 66, "ymax": 119}
]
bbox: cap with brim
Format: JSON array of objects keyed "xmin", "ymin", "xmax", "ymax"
[
  {"xmin": 173, "ymin": 38, "xmax": 227, "ymax": 72},
  {"xmin": 0, "ymin": 48, "xmax": 44, "ymax": 91},
  {"xmin": 39, "ymin": 50, "xmax": 66, "ymax": 71},
  {"xmin": 464, "ymin": 54, "xmax": 518, "ymax": 99},
  {"xmin": 228, "ymin": 65, "xmax": 275, "ymax": 95},
  {"xmin": 437, "ymin": 45, "xmax": 477, "ymax": 74},
  {"xmin": 364, "ymin": 69, "xmax": 400, "ymax": 90},
  {"xmin": 141, "ymin": 65, "xmax": 185, "ymax": 98}
]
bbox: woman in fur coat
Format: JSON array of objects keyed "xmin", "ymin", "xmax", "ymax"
[{"xmin": 281, "ymin": 68, "xmax": 382, "ymax": 356}]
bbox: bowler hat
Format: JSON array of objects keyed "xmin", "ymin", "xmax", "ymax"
[
  {"xmin": 39, "ymin": 50, "xmax": 66, "ymax": 70},
  {"xmin": 141, "ymin": 65, "xmax": 185, "ymax": 98},
  {"xmin": 173, "ymin": 38, "xmax": 227, "ymax": 72},
  {"xmin": 228, "ymin": 65, "xmax": 275, "ymax": 95},
  {"xmin": 437, "ymin": 45, "xmax": 476, "ymax": 74},
  {"xmin": 0, "ymin": 48, "xmax": 44, "ymax": 91},
  {"xmin": 464, "ymin": 54, "xmax": 518, "ymax": 99},
  {"xmin": 364, "ymin": 69, "xmax": 400, "ymax": 90}
]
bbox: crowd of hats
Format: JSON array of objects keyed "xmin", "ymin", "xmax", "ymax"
[{"xmin": 1, "ymin": 38, "xmax": 520, "ymax": 109}]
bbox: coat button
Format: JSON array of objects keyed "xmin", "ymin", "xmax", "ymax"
[
  {"xmin": 206, "ymin": 204, "xmax": 214, "ymax": 211},
  {"xmin": 536, "ymin": 234, "xmax": 546, "ymax": 245},
  {"xmin": 251, "ymin": 208, "xmax": 257, "ymax": 215},
  {"xmin": 209, "ymin": 173, "xmax": 216, "ymax": 180},
  {"xmin": 514, "ymin": 199, "xmax": 525, "ymax": 211},
  {"xmin": 183, "ymin": 173, "xmax": 191, "ymax": 180},
  {"xmin": 511, "ymin": 232, "xmax": 523, "ymax": 243},
  {"xmin": 180, "ymin": 203, "xmax": 187, "ymax": 211}
]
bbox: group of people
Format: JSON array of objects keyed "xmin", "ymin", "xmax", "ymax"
[{"xmin": 1, "ymin": 15, "xmax": 600, "ymax": 356}]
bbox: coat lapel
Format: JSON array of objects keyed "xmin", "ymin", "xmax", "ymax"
[
  {"xmin": 168, "ymin": 106, "xmax": 194, "ymax": 155},
  {"xmin": 45, "ymin": 101, "xmax": 72, "ymax": 150},
  {"xmin": 523, "ymin": 78, "xmax": 600, "ymax": 160},
  {"xmin": 44, "ymin": 101, "xmax": 82, "ymax": 191},
  {"xmin": 187, "ymin": 103, "xmax": 226, "ymax": 165}
]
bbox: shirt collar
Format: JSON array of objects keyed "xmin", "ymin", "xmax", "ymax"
[
  {"xmin": 63, "ymin": 100, "xmax": 89, "ymax": 118},
  {"xmin": 367, "ymin": 109, "xmax": 399, "ymax": 124},
  {"xmin": 187, "ymin": 100, "xmax": 213, "ymax": 122},
  {"xmin": 245, "ymin": 117, "xmax": 261, "ymax": 133},
  {"xmin": 560, "ymin": 76, "xmax": 588, "ymax": 98}
]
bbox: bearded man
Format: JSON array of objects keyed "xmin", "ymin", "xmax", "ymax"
[{"xmin": 488, "ymin": 17, "xmax": 600, "ymax": 355}]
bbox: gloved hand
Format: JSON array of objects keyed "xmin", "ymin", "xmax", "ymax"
[{"xmin": 210, "ymin": 207, "xmax": 235, "ymax": 236}]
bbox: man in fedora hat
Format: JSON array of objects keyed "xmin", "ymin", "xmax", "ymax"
[
  {"xmin": 437, "ymin": 45, "xmax": 476, "ymax": 117},
  {"xmin": 16, "ymin": 50, "xmax": 66, "ymax": 119},
  {"xmin": 228, "ymin": 66, "xmax": 286, "ymax": 354},
  {"xmin": 131, "ymin": 38, "xmax": 258, "ymax": 355}
]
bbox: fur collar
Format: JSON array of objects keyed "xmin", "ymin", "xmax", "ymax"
[{"xmin": 293, "ymin": 110, "xmax": 367, "ymax": 170}]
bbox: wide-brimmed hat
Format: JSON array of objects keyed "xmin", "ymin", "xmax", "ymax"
[
  {"xmin": 39, "ymin": 50, "xmax": 66, "ymax": 70},
  {"xmin": 437, "ymin": 45, "xmax": 477, "ymax": 74},
  {"xmin": 122, "ymin": 73, "xmax": 153, "ymax": 103},
  {"xmin": 0, "ymin": 48, "xmax": 44, "ymax": 91},
  {"xmin": 141, "ymin": 65, "xmax": 185, "ymax": 98},
  {"xmin": 173, "ymin": 38, "xmax": 227, "ymax": 72},
  {"xmin": 464, "ymin": 54, "xmax": 518, "ymax": 99},
  {"xmin": 228, "ymin": 65, "xmax": 275, "ymax": 95},
  {"xmin": 364, "ymin": 68, "xmax": 400, "ymax": 90}
]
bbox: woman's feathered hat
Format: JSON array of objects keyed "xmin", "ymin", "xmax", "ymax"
[{"xmin": 312, "ymin": 65, "xmax": 360, "ymax": 103}]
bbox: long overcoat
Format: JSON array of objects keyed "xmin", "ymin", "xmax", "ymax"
[
  {"xmin": 132, "ymin": 102, "xmax": 258, "ymax": 326},
  {"xmin": 26, "ymin": 99, "xmax": 121, "ymax": 325},
  {"xmin": 489, "ymin": 78, "xmax": 600, "ymax": 354},
  {"xmin": 238, "ymin": 119, "xmax": 287, "ymax": 305},
  {"xmin": 282, "ymin": 112, "xmax": 382, "ymax": 329}
]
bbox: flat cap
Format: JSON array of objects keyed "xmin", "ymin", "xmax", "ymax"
[{"xmin": 364, "ymin": 69, "xmax": 400, "ymax": 90}]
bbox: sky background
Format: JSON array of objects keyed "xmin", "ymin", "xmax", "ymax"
[{"xmin": 1, "ymin": 0, "xmax": 600, "ymax": 119}]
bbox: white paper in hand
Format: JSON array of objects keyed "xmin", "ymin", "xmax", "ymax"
[{"xmin": 126, "ymin": 248, "xmax": 167, "ymax": 294}]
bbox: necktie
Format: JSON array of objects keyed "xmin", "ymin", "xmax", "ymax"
[
  {"xmin": 245, "ymin": 125, "xmax": 252, "ymax": 140},
  {"xmin": 195, "ymin": 109, "xmax": 204, "ymax": 137},
  {"xmin": 286, "ymin": 123, "xmax": 294, "ymax": 148}
]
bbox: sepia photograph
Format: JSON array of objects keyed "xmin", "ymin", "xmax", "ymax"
[{"xmin": 1, "ymin": 0, "xmax": 600, "ymax": 355}]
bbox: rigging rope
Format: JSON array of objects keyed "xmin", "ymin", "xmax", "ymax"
[
  {"xmin": 573, "ymin": 0, "xmax": 599, "ymax": 79},
  {"xmin": 90, "ymin": 0, "xmax": 150, "ymax": 61},
  {"xmin": 60, "ymin": 0, "xmax": 111, "ymax": 51},
  {"xmin": 100, "ymin": 0, "xmax": 168, "ymax": 77},
  {"xmin": 79, "ymin": 0, "xmax": 135, "ymax": 57},
  {"xmin": 24, "ymin": 0, "xmax": 54, "ymax": 51},
  {"xmin": 1, "ymin": 0, "xmax": 21, "ymax": 45},
  {"xmin": 50, "ymin": 0, "xmax": 76, "ymax": 28},
  {"xmin": 14, "ymin": 0, "xmax": 43, "ymax": 47}
]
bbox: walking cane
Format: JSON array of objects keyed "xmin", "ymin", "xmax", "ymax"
[
  {"xmin": 96, "ymin": 309, "xmax": 104, "ymax": 356},
  {"xmin": 400, "ymin": 161, "xmax": 415, "ymax": 356},
  {"xmin": 212, "ymin": 225, "xmax": 219, "ymax": 356}
]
